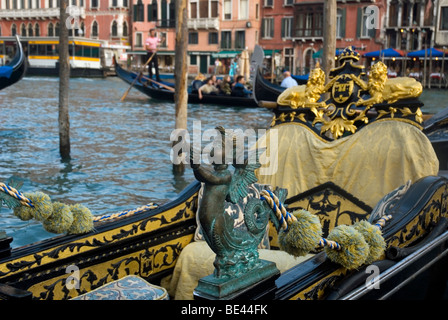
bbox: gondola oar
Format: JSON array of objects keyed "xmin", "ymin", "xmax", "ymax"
[
  {"xmin": 140, "ymin": 74, "xmax": 175, "ymax": 92},
  {"xmin": 120, "ymin": 51, "xmax": 156, "ymax": 101}
]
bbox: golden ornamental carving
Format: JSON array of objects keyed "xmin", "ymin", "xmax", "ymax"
[{"xmin": 275, "ymin": 47, "xmax": 424, "ymax": 139}]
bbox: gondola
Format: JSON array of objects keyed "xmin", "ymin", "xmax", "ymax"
[
  {"xmin": 0, "ymin": 35, "xmax": 27, "ymax": 91},
  {"xmin": 252, "ymin": 45, "xmax": 448, "ymax": 172},
  {"xmin": 115, "ymin": 61, "xmax": 259, "ymax": 108},
  {"xmin": 1, "ymin": 47, "xmax": 448, "ymax": 302}
]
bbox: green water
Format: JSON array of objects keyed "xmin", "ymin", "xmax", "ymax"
[{"xmin": 0, "ymin": 76, "xmax": 273, "ymax": 247}]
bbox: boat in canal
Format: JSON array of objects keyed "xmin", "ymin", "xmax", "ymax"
[
  {"xmin": 0, "ymin": 35, "xmax": 27, "ymax": 91},
  {"xmin": 1, "ymin": 47, "xmax": 448, "ymax": 301},
  {"xmin": 115, "ymin": 60, "xmax": 259, "ymax": 108},
  {"xmin": 0, "ymin": 36, "xmax": 116, "ymax": 78}
]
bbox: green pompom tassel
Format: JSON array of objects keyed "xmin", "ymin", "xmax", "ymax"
[
  {"xmin": 68, "ymin": 204, "xmax": 94, "ymax": 234},
  {"xmin": 13, "ymin": 192, "xmax": 53, "ymax": 221},
  {"xmin": 325, "ymin": 225, "xmax": 369, "ymax": 270},
  {"xmin": 353, "ymin": 220, "xmax": 386, "ymax": 265},
  {"xmin": 278, "ymin": 209, "xmax": 322, "ymax": 257},
  {"xmin": 43, "ymin": 202, "xmax": 74, "ymax": 234}
]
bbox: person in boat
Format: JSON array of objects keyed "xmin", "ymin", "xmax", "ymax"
[
  {"xmin": 231, "ymin": 75, "xmax": 252, "ymax": 98},
  {"xmin": 198, "ymin": 77, "xmax": 220, "ymax": 99},
  {"xmin": 280, "ymin": 71, "xmax": 298, "ymax": 88},
  {"xmin": 229, "ymin": 58, "xmax": 238, "ymax": 78},
  {"xmin": 219, "ymin": 75, "xmax": 232, "ymax": 95},
  {"xmin": 145, "ymin": 28, "xmax": 165, "ymax": 83},
  {"xmin": 191, "ymin": 73, "xmax": 206, "ymax": 94}
]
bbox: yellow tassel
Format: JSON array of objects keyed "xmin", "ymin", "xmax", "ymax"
[{"xmin": 43, "ymin": 202, "xmax": 74, "ymax": 234}]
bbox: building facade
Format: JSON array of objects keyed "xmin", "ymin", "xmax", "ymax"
[
  {"xmin": 0, "ymin": 0, "xmax": 131, "ymax": 67},
  {"xmin": 290, "ymin": 0, "xmax": 386, "ymax": 75}
]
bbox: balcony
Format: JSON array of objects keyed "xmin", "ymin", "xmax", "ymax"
[
  {"xmin": 0, "ymin": 7, "xmax": 85, "ymax": 20},
  {"xmin": 156, "ymin": 19, "xmax": 176, "ymax": 28},
  {"xmin": 188, "ymin": 18, "xmax": 219, "ymax": 30}
]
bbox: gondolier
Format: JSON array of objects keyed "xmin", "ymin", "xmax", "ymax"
[{"xmin": 145, "ymin": 28, "xmax": 165, "ymax": 83}]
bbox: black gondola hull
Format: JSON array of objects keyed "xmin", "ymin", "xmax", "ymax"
[
  {"xmin": 115, "ymin": 62, "xmax": 259, "ymax": 108},
  {"xmin": 0, "ymin": 36, "xmax": 27, "ymax": 91}
]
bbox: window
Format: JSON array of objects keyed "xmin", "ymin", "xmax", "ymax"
[
  {"xmin": 264, "ymin": 0, "xmax": 273, "ymax": 7},
  {"xmin": 111, "ymin": 20, "xmax": 118, "ymax": 37},
  {"xmin": 357, "ymin": 7, "xmax": 374, "ymax": 38},
  {"xmin": 135, "ymin": 32, "xmax": 143, "ymax": 47},
  {"xmin": 284, "ymin": 0, "xmax": 293, "ymax": 5},
  {"xmin": 295, "ymin": 8, "xmax": 323, "ymax": 37},
  {"xmin": 122, "ymin": 21, "xmax": 128, "ymax": 36},
  {"xmin": 27, "ymin": 23, "xmax": 33, "ymax": 37},
  {"xmin": 235, "ymin": 30, "xmax": 245, "ymax": 49},
  {"xmin": 441, "ymin": 7, "xmax": 448, "ymax": 30},
  {"xmin": 55, "ymin": 22, "xmax": 60, "ymax": 36},
  {"xmin": 133, "ymin": 0, "xmax": 144, "ymax": 22},
  {"xmin": 223, "ymin": 0, "xmax": 231, "ymax": 20},
  {"xmin": 190, "ymin": 1, "xmax": 197, "ymax": 18},
  {"xmin": 190, "ymin": 55, "xmax": 197, "ymax": 65},
  {"xmin": 209, "ymin": 32, "xmax": 218, "ymax": 44},
  {"xmin": 47, "ymin": 23, "xmax": 54, "ymax": 36},
  {"xmin": 91, "ymin": 21, "xmax": 98, "ymax": 37},
  {"xmin": 284, "ymin": 48, "xmax": 294, "ymax": 72},
  {"xmin": 34, "ymin": 23, "xmax": 40, "ymax": 37},
  {"xmin": 261, "ymin": 18, "xmax": 274, "ymax": 38},
  {"xmin": 147, "ymin": 0, "xmax": 158, "ymax": 21},
  {"xmin": 221, "ymin": 31, "xmax": 231, "ymax": 49},
  {"xmin": 211, "ymin": 0, "xmax": 218, "ymax": 18},
  {"xmin": 188, "ymin": 32, "xmax": 199, "ymax": 45},
  {"xmin": 239, "ymin": 0, "xmax": 248, "ymax": 19},
  {"xmin": 281, "ymin": 17, "xmax": 293, "ymax": 39},
  {"xmin": 336, "ymin": 8, "xmax": 345, "ymax": 39},
  {"xmin": 199, "ymin": 0, "xmax": 209, "ymax": 18},
  {"xmin": 21, "ymin": 24, "xmax": 26, "ymax": 37},
  {"xmin": 159, "ymin": 32, "xmax": 167, "ymax": 47},
  {"xmin": 91, "ymin": 0, "xmax": 98, "ymax": 8},
  {"xmin": 11, "ymin": 24, "xmax": 17, "ymax": 36}
]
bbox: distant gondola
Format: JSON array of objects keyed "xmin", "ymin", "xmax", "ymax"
[
  {"xmin": 115, "ymin": 62, "xmax": 259, "ymax": 108},
  {"xmin": 0, "ymin": 35, "xmax": 27, "ymax": 91}
]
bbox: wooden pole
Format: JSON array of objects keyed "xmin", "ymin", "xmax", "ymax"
[
  {"xmin": 58, "ymin": 0, "xmax": 70, "ymax": 160},
  {"xmin": 322, "ymin": 0, "xmax": 337, "ymax": 80},
  {"xmin": 173, "ymin": 0, "xmax": 188, "ymax": 174}
]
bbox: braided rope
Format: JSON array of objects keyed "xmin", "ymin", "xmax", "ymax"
[
  {"xmin": 318, "ymin": 238, "xmax": 341, "ymax": 250},
  {"xmin": 260, "ymin": 189, "xmax": 297, "ymax": 231},
  {"xmin": 0, "ymin": 181, "xmax": 158, "ymax": 223},
  {"xmin": 0, "ymin": 182, "xmax": 34, "ymax": 208},
  {"xmin": 92, "ymin": 203, "xmax": 158, "ymax": 222},
  {"xmin": 374, "ymin": 214, "xmax": 392, "ymax": 230},
  {"xmin": 260, "ymin": 190, "xmax": 393, "ymax": 255}
]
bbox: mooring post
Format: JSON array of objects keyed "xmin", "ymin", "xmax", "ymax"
[
  {"xmin": 58, "ymin": 0, "xmax": 71, "ymax": 160},
  {"xmin": 173, "ymin": 0, "xmax": 188, "ymax": 174}
]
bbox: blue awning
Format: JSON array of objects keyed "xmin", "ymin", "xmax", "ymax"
[
  {"xmin": 407, "ymin": 48, "xmax": 444, "ymax": 58},
  {"xmin": 363, "ymin": 48, "xmax": 405, "ymax": 58}
]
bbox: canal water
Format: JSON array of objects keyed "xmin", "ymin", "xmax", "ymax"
[
  {"xmin": 0, "ymin": 76, "xmax": 274, "ymax": 247},
  {"xmin": 1, "ymin": 76, "xmax": 447, "ymax": 248}
]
